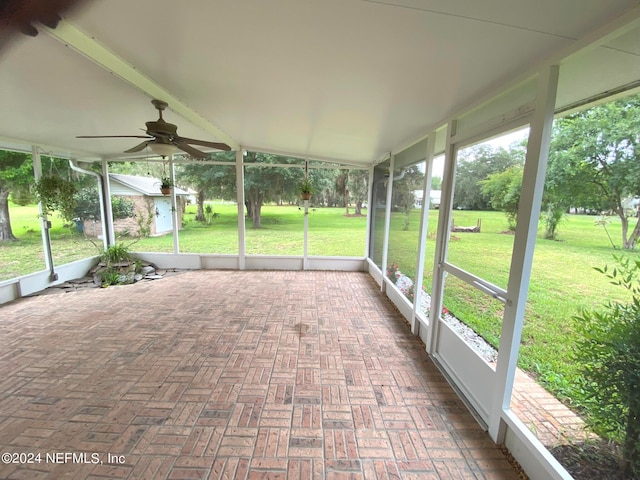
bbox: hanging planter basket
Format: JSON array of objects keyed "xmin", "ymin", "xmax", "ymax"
[
  {"xmin": 298, "ymin": 177, "xmax": 314, "ymax": 201},
  {"xmin": 33, "ymin": 175, "xmax": 77, "ymax": 221},
  {"xmin": 159, "ymin": 176, "xmax": 173, "ymax": 195}
]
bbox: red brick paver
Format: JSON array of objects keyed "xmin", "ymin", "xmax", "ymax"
[{"xmin": 0, "ymin": 271, "xmax": 522, "ymax": 479}]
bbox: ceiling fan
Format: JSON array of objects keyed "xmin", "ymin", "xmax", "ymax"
[{"xmin": 77, "ymin": 99, "xmax": 231, "ymax": 158}]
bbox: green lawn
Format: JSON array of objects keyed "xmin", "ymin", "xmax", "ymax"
[
  {"xmin": 384, "ymin": 208, "xmax": 635, "ymax": 408},
  {"xmin": 0, "ymin": 202, "xmax": 367, "ymax": 279},
  {"xmin": 1, "ymin": 202, "xmax": 634, "ymax": 410},
  {"xmin": 0, "ymin": 204, "xmax": 99, "ymax": 280}
]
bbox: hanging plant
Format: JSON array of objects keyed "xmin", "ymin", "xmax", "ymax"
[
  {"xmin": 298, "ymin": 178, "xmax": 314, "ymax": 200},
  {"xmin": 33, "ymin": 175, "xmax": 77, "ymax": 221},
  {"xmin": 160, "ymin": 176, "xmax": 173, "ymax": 195}
]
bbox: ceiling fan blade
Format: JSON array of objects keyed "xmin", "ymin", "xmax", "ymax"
[
  {"xmin": 174, "ymin": 141, "xmax": 208, "ymax": 158},
  {"xmin": 77, "ymin": 135, "xmax": 152, "ymax": 139},
  {"xmin": 123, "ymin": 140, "xmax": 153, "ymax": 153},
  {"xmin": 175, "ymin": 136, "xmax": 231, "ymax": 151}
]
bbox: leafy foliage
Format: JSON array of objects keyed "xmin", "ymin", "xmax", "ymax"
[
  {"xmin": 33, "ymin": 175, "xmax": 77, "ymax": 222},
  {"xmin": 454, "ymin": 144, "xmax": 523, "ymax": 210},
  {"xmin": 0, "ymin": 151, "xmax": 32, "ymax": 241},
  {"xmin": 74, "ymin": 188, "xmax": 135, "ymax": 222},
  {"xmin": 542, "ymin": 204, "xmax": 565, "ymax": 240},
  {"xmin": 573, "ymin": 255, "xmax": 640, "ymax": 477},
  {"xmin": 298, "ymin": 177, "xmax": 315, "ymax": 195},
  {"xmin": 97, "ymin": 243, "xmax": 142, "ymax": 287},
  {"xmin": 480, "ymin": 165, "xmax": 523, "ymax": 230},
  {"xmin": 391, "ymin": 165, "xmax": 424, "ymax": 230},
  {"xmin": 99, "ymin": 243, "xmax": 133, "ymax": 265},
  {"xmin": 548, "ymin": 94, "xmax": 640, "ymax": 248}
]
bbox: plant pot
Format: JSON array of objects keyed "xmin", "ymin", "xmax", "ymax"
[
  {"xmin": 160, "ymin": 187, "xmax": 172, "ymax": 195},
  {"xmin": 300, "ymin": 192, "xmax": 311, "ymax": 200}
]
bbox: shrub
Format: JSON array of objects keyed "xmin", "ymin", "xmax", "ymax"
[
  {"xmin": 96, "ymin": 243, "xmax": 141, "ymax": 287},
  {"xmin": 74, "ymin": 189, "xmax": 135, "ymax": 222},
  {"xmin": 99, "ymin": 243, "xmax": 132, "ymax": 265},
  {"xmin": 573, "ymin": 255, "xmax": 640, "ymax": 478}
]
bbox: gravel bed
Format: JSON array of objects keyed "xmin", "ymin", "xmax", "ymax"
[{"xmin": 395, "ymin": 274, "xmax": 498, "ymax": 363}]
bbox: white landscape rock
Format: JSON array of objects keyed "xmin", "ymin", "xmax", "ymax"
[{"xmin": 393, "ymin": 273, "xmax": 498, "ymax": 363}]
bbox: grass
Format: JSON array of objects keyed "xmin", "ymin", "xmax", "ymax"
[
  {"xmin": 0, "ymin": 204, "xmax": 99, "ymax": 280},
  {"xmin": 0, "ymin": 202, "xmax": 367, "ymax": 280},
  {"xmin": 384, "ymin": 208, "xmax": 635, "ymax": 409},
  {"xmin": 1, "ymin": 201, "xmax": 634, "ymax": 413}
]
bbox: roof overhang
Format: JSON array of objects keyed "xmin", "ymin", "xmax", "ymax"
[{"xmin": 0, "ymin": 1, "xmax": 639, "ymax": 166}]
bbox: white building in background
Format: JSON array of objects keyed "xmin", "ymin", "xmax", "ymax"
[{"xmin": 413, "ymin": 189, "xmax": 441, "ymax": 209}]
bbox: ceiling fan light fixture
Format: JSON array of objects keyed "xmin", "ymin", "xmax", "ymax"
[
  {"xmin": 149, "ymin": 141, "xmax": 178, "ymax": 157},
  {"xmin": 76, "ymin": 99, "xmax": 230, "ymax": 156}
]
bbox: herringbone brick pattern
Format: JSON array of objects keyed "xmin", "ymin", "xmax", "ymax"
[{"xmin": 0, "ymin": 271, "xmax": 521, "ymax": 479}]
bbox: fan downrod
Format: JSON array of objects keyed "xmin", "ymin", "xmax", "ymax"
[{"xmin": 151, "ymin": 99, "xmax": 169, "ymax": 118}]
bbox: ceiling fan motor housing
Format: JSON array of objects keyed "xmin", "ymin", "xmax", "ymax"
[{"xmin": 145, "ymin": 120, "xmax": 178, "ymax": 137}]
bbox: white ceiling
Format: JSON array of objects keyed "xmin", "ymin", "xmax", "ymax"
[{"xmin": 0, "ymin": 0, "xmax": 639, "ymax": 166}]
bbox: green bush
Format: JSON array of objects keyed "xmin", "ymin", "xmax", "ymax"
[
  {"xmin": 96, "ymin": 243, "xmax": 141, "ymax": 287},
  {"xmin": 74, "ymin": 189, "xmax": 135, "ymax": 222},
  {"xmin": 99, "ymin": 243, "xmax": 132, "ymax": 265},
  {"xmin": 573, "ymin": 255, "xmax": 640, "ymax": 478}
]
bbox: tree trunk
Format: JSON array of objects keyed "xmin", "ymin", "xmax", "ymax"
[
  {"xmin": 355, "ymin": 200, "xmax": 362, "ymax": 216},
  {"xmin": 247, "ymin": 191, "xmax": 264, "ymax": 228},
  {"xmin": 403, "ymin": 208, "xmax": 411, "ymax": 231},
  {"xmin": 251, "ymin": 199, "xmax": 263, "ymax": 228},
  {"xmin": 625, "ymin": 206, "xmax": 640, "ymax": 250},
  {"xmin": 0, "ymin": 188, "xmax": 17, "ymax": 241},
  {"xmin": 344, "ymin": 189, "xmax": 349, "ymax": 215},
  {"xmin": 195, "ymin": 190, "xmax": 205, "ymax": 222},
  {"xmin": 245, "ymin": 199, "xmax": 253, "ymax": 220}
]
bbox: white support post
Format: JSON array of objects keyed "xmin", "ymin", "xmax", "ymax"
[
  {"xmin": 31, "ymin": 146, "xmax": 54, "ymax": 276},
  {"xmin": 488, "ymin": 65, "xmax": 560, "ymax": 442},
  {"xmin": 411, "ymin": 134, "xmax": 436, "ymax": 334},
  {"xmin": 381, "ymin": 155, "xmax": 395, "ymax": 291},
  {"xmin": 169, "ymin": 157, "xmax": 179, "ymax": 254},
  {"xmin": 236, "ymin": 149, "xmax": 246, "ymax": 269},
  {"xmin": 101, "ymin": 159, "xmax": 115, "ymax": 247},
  {"xmin": 303, "ymin": 199, "xmax": 309, "ymax": 269},
  {"xmin": 427, "ymin": 121, "xmax": 457, "ymax": 354},
  {"xmin": 364, "ymin": 165, "xmax": 374, "ymax": 258},
  {"xmin": 303, "ymin": 160, "xmax": 309, "ymax": 270}
]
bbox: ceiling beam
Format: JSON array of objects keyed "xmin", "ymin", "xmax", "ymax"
[{"xmin": 42, "ymin": 18, "xmax": 240, "ymax": 151}]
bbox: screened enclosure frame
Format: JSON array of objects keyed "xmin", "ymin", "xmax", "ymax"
[{"xmin": 2, "ymin": 6, "xmax": 640, "ymax": 478}]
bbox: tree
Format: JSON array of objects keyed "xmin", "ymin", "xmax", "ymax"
[
  {"xmin": 0, "ymin": 150, "xmax": 32, "ymax": 241},
  {"xmin": 480, "ymin": 165, "xmax": 523, "ymax": 230},
  {"xmin": 347, "ymin": 169, "xmax": 368, "ymax": 215},
  {"xmin": 179, "ymin": 156, "xmax": 368, "ymax": 226},
  {"xmin": 391, "ymin": 165, "xmax": 424, "ymax": 230},
  {"xmin": 243, "ymin": 153, "xmax": 306, "ymax": 227},
  {"xmin": 178, "ymin": 152, "xmax": 236, "ymax": 222},
  {"xmin": 549, "ymin": 95, "xmax": 640, "ymax": 249},
  {"xmin": 454, "ymin": 144, "xmax": 522, "ymax": 210},
  {"xmin": 335, "ymin": 171, "xmax": 350, "ymax": 214}
]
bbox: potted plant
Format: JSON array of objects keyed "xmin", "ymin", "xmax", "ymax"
[
  {"xmin": 298, "ymin": 178, "xmax": 314, "ymax": 200},
  {"xmin": 160, "ymin": 176, "xmax": 173, "ymax": 195},
  {"xmin": 33, "ymin": 174, "xmax": 77, "ymax": 221}
]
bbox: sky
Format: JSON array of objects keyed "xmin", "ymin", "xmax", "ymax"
[{"xmin": 432, "ymin": 127, "xmax": 529, "ymax": 178}]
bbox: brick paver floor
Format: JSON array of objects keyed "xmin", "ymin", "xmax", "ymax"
[{"xmin": 0, "ymin": 270, "xmax": 525, "ymax": 479}]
